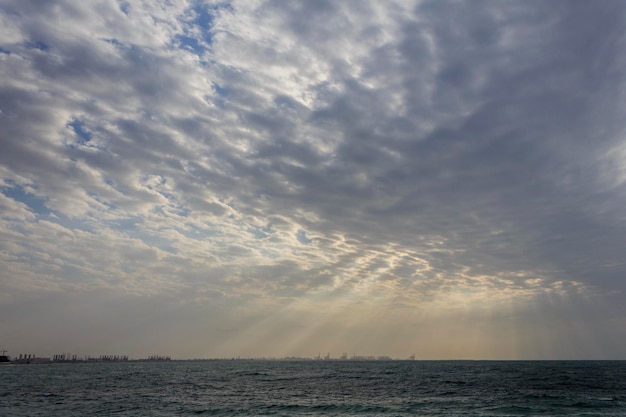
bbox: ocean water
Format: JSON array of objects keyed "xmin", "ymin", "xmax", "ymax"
[{"xmin": 1, "ymin": 360, "xmax": 625, "ymax": 416}]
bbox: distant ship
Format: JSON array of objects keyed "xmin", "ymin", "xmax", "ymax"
[{"xmin": 0, "ymin": 347, "xmax": 10, "ymax": 363}]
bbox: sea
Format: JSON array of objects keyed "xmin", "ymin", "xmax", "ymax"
[{"xmin": 1, "ymin": 360, "xmax": 625, "ymax": 416}]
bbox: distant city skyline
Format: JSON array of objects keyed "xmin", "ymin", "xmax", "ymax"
[
  {"xmin": 1, "ymin": 0, "xmax": 626, "ymax": 360},
  {"xmin": 2, "ymin": 348, "xmax": 413, "ymax": 362}
]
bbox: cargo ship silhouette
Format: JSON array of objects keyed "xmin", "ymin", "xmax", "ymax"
[{"xmin": 0, "ymin": 347, "xmax": 10, "ymax": 363}]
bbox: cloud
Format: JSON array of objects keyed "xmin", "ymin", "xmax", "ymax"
[{"xmin": 1, "ymin": 0, "xmax": 626, "ymax": 358}]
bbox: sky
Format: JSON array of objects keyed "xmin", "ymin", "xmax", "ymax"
[{"xmin": 1, "ymin": 0, "xmax": 626, "ymax": 360}]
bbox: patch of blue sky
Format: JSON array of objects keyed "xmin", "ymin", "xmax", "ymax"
[
  {"xmin": 249, "ymin": 224, "xmax": 272, "ymax": 240},
  {"xmin": 156, "ymin": 188, "xmax": 175, "ymax": 199},
  {"xmin": 118, "ymin": 1, "xmax": 130, "ymax": 15},
  {"xmin": 296, "ymin": 230, "xmax": 312, "ymax": 244},
  {"xmin": 1, "ymin": 183, "xmax": 99, "ymax": 235},
  {"xmin": 193, "ymin": 3, "xmax": 215, "ymax": 29},
  {"xmin": 175, "ymin": 2, "xmax": 233, "ymax": 56},
  {"xmin": 86, "ymin": 191, "xmax": 115, "ymax": 211},
  {"xmin": 104, "ymin": 177, "xmax": 117, "ymax": 188},
  {"xmin": 67, "ymin": 119, "xmax": 92, "ymax": 144},
  {"xmin": 49, "ymin": 213, "xmax": 96, "ymax": 234},
  {"xmin": 24, "ymin": 41, "xmax": 49, "ymax": 51},
  {"xmin": 120, "ymin": 228, "xmax": 177, "ymax": 254},
  {"xmin": 213, "ymin": 83, "xmax": 228, "ymax": 97},
  {"xmin": 106, "ymin": 217, "xmax": 141, "ymax": 231},
  {"xmin": 100, "ymin": 37, "xmax": 125, "ymax": 49},
  {"xmin": 174, "ymin": 205, "xmax": 192, "ymax": 218},
  {"xmin": 1, "ymin": 182, "xmax": 48, "ymax": 216},
  {"xmin": 144, "ymin": 179, "xmax": 186, "ymax": 213},
  {"xmin": 208, "ymin": 83, "xmax": 228, "ymax": 109},
  {"xmin": 176, "ymin": 35, "xmax": 206, "ymax": 55},
  {"xmin": 191, "ymin": 2, "xmax": 231, "ymax": 45}
]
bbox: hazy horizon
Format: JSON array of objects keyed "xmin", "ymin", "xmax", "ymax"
[{"xmin": 2, "ymin": 0, "xmax": 626, "ymax": 360}]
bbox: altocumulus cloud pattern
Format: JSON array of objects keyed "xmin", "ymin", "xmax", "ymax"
[{"xmin": 1, "ymin": 0, "xmax": 626, "ymax": 359}]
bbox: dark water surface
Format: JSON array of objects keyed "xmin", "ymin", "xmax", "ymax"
[{"xmin": 1, "ymin": 360, "xmax": 625, "ymax": 416}]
